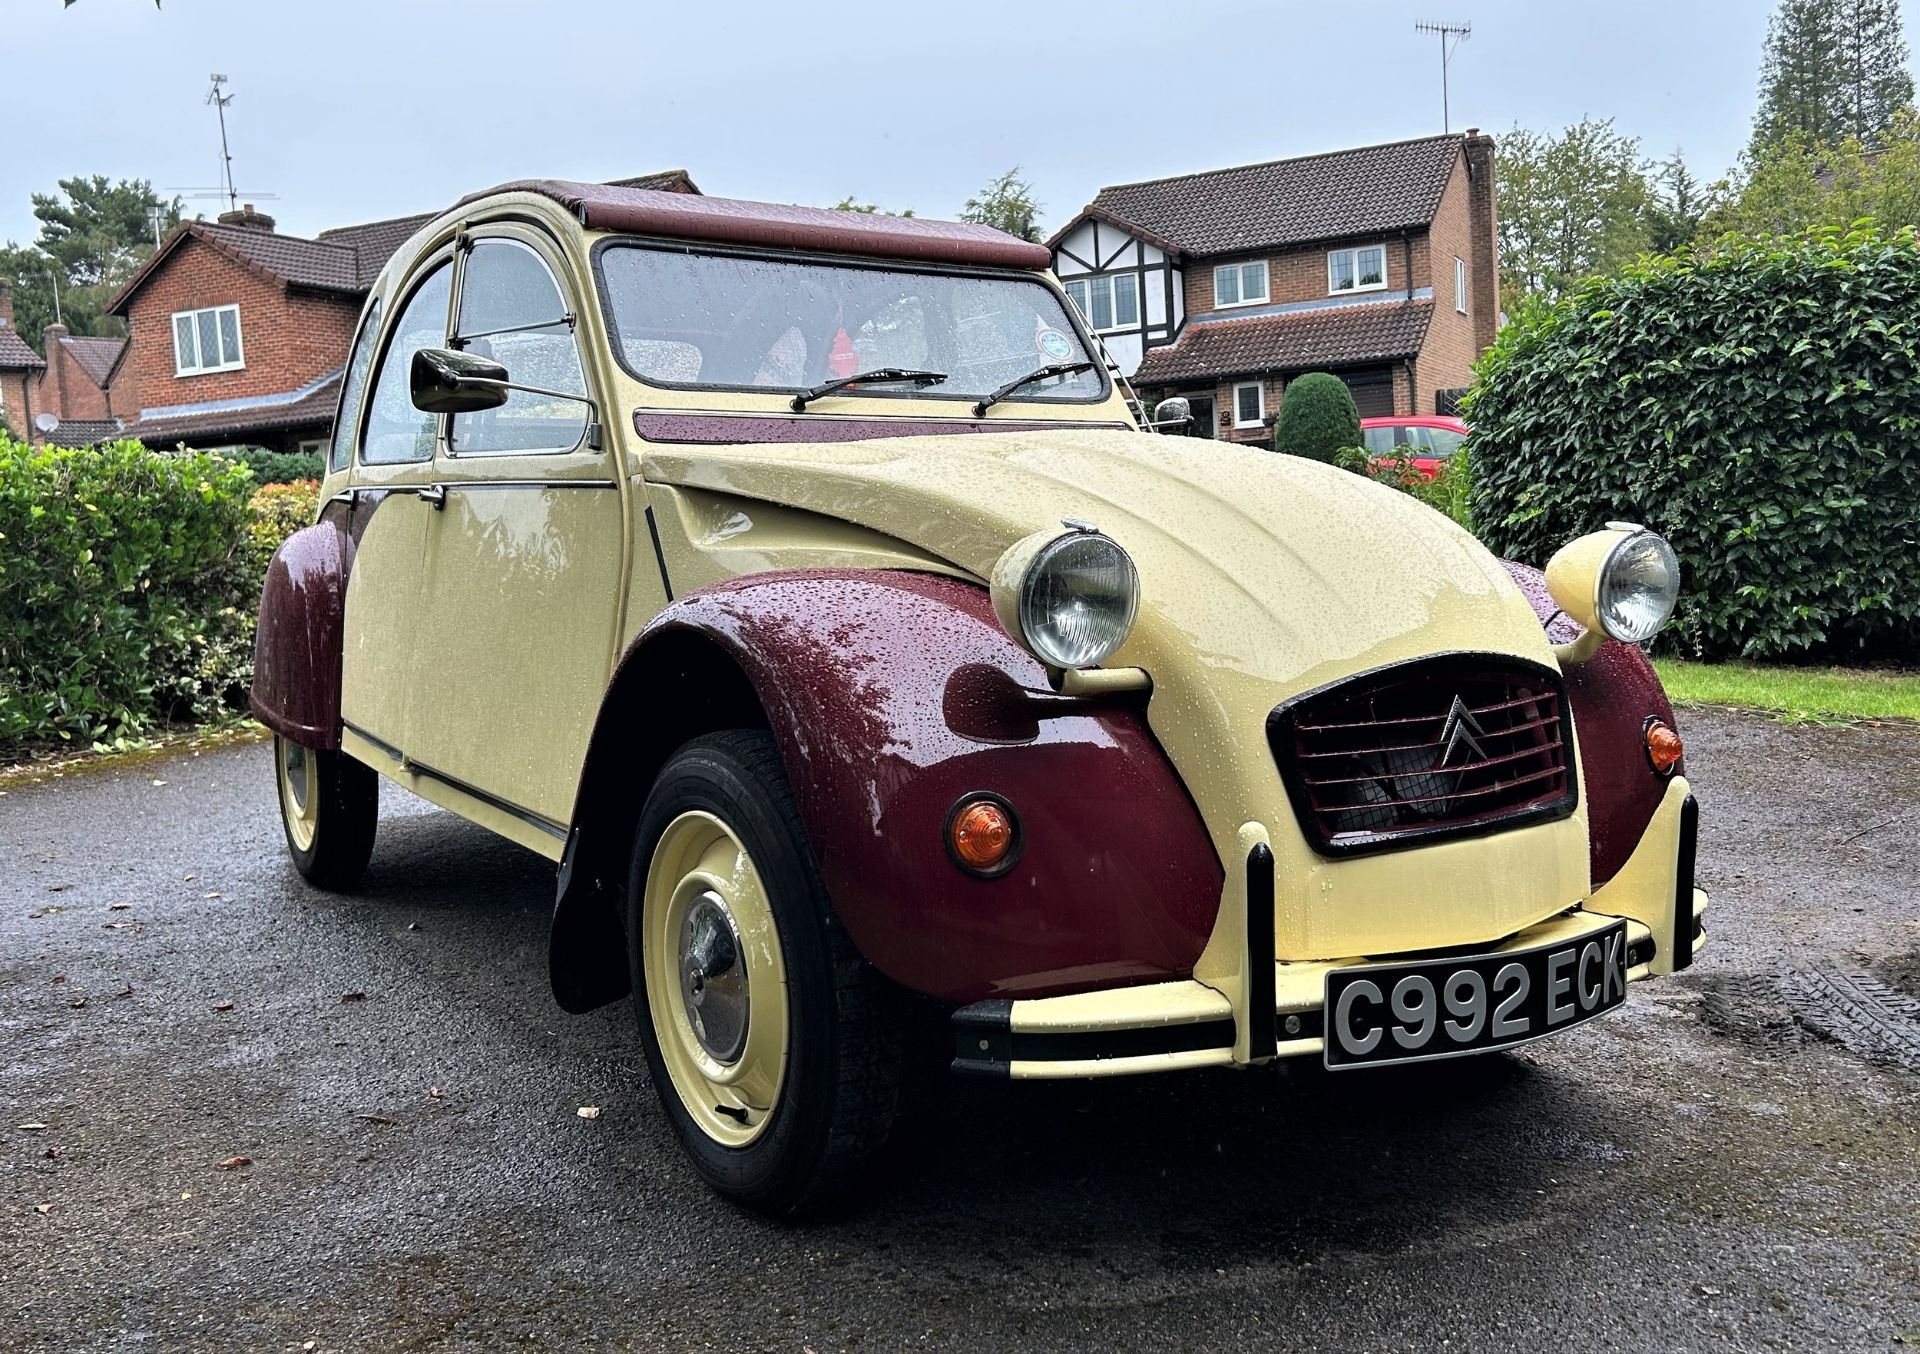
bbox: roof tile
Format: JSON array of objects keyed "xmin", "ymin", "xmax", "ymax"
[
  {"xmin": 1085, "ymin": 135, "xmax": 1464, "ymax": 257},
  {"xmin": 61, "ymin": 335, "xmax": 125, "ymax": 388},
  {"xmin": 121, "ymin": 371, "xmax": 342, "ymax": 445},
  {"xmin": 1134, "ymin": 298, "xmax": 1434, "ymax": 385},
  {"xmin": 0, "ymin": 325, "xmax": 44, "ymax": 369}
]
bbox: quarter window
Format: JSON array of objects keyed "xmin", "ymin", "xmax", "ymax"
[
  {"xmin": 1232, "ymin": 381, "xmax": 1265, "ymax": 428},
  {"xmin": 1328, "ymin": 246, "xmax": 1388, "ymax": 294},
  {"xmin": 1064, "ymin": 274, "xmax": 1140, "ymax": 331},
  {"xmin": 1213, "ymin": 261, "xmax": 1269, "ymax": 308},
  {"xmin": 360, "ymin": 262, "xmax": 452, "ymax": 465},
  {"xmin": 328, "ymin": 298, "xmax": 382, "ymax": 473},
  {"xmin": 451, "ymin": 240, "xmax": 589, "ymax": 456},
  {"xmin": 172, "ymin": 304, "xmax": 244, "ymax": 375}
]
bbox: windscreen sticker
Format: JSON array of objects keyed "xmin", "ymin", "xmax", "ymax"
[{"xmin": 1035, "ymin": 327, "xmax": 1073, "ymax": 360}]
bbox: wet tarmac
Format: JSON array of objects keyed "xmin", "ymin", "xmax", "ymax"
[{"xmin": 3, "ymin": 708, "xmax": 1917, "ymax": 1351}]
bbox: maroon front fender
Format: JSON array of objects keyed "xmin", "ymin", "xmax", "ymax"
[
  {"xmin": 599, "ymin": 570, "xmax": 1224, "ymax": 1005},
  {"xmin": 1501, "ymin": 561, "xmax": 1679, "ymax": 888},
  {"xmin": 249, "ymin": 507, "xmax": 351, "ymax": 750}
]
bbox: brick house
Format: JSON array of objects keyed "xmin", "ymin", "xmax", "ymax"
[
  {"xmin": 32, "ymin": 325, "xmax": 128, "ymax": 447},
  {"xmin": 0, "ymin": 281, "xmax": 47, "ymax": 441},
  {"xmin": 104, "ymin": 169, "xmax": 698, "ymax": 454},
  {"xmin": 1048, "ymin": 132, "xmax": 1499, "ymax": 442}
]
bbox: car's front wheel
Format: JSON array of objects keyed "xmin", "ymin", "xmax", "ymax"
[
  {"xmin": 628, "ymin": 730, "xmax": 902, "ymax": 1215},
  {"xmin": 274, "ymin": 734, "xmax": 377, "ymax": 890}
]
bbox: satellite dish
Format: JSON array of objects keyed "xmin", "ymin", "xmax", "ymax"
[{"xmin": 34, "ymin": 413, "xmax": 58, "ymax": 433}]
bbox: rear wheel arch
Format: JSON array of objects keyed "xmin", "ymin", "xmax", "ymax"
[{"xmin": 550, "ymin": 624, "xmax": 771, "ymax": 1013}]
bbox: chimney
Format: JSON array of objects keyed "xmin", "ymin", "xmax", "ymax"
[
  {"xmin": 43, "ymin": 323, "xmax": 72, "ymax": 415},
  {"xmin": 216, "ymin": 203, "xmax": 277, "ymax": 232},
  {"xmin": 0, "ymin": 278, "xmax": 12, "ymax": 329},
  {"xmin": 1462, "ymin": 129, "xmax": 1500, "ymax": 352}
]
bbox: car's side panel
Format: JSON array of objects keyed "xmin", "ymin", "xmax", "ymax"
[
  {"xmin": 249, "ymin": 504, "xmax": 352, "ymax": 749},
  {"xmin": 1501, "ymin": 560, "xmax": 1678, "ymax": 888},
  {"xmin": 563, "ymin": 569, "xmax": 1225, "ymax": 1007}
]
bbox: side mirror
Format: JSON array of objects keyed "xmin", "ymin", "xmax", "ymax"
[
  {"xmin": 1147, "ymin": 396, "xmax": 1191, "ymax": 431},
  {"xmin": 410, "ymin": 347, "xmax": 511, "ymax": 414}
]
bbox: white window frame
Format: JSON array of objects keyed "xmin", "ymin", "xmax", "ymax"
[
  {"xmin": 1455, "ymin": 256, "xmax": 1468, "ymax": 313},
  {"xmin": 171, "ymin": 303, "xmax": 246, "ymax": 376},
  {"xmin": 297, "ymin": 438, "xmax": 327, "ymax": 457},
  {"xmin": 1212, "ymin": 260, "xmax": 1269, "ymax": 310},
  {"xmin": 1232, "ymin": 380, "xmax": 1265, "ymax": 429},
  {"xmin": 1063, "ymin": 273, "xmax": 1141, "ymax": 334},
  {"xmin": 1326, "ymin": 245, "xmax": 1389, "ymax": 296}
]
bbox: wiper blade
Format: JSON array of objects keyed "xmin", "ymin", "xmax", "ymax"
[
  {"xmin": 972, "ymin": 361, "xmax": 1097, "ymax": 417},
  {"xmin": 789, "ymin": 367, "xmax": 948, "ymax": 412}
]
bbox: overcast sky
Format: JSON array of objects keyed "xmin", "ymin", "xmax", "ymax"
[{"xmin": 4, "ymin": 0, "xmax": 1916, "ymax": 249}]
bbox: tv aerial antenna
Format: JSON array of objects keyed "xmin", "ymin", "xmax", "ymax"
[
  {"xmin": 1414, "ymin": 21, "xmax": 1471, "ymax": 133},
  {"xmin": 167, "ymin": 75, "xmax": 277, "ymax": 221}
]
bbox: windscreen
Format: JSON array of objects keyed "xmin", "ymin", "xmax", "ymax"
[{"xmin": 597, "ymin": 245, "xmax": 1106, "ymax": 404}]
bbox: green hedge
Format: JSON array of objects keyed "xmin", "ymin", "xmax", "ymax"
[
  {"xmin": 216, "ymin": 445, "xmax": 326, "ymax": 487},
  {"xmin": 1468, "ymin": 224, "xmax": 1920, "ymax": 662},
  {"xmin": 0, "ymin": 437, "xmax": 315, "ymax": 752},
  {"xmin": 1273, "ymin": 373, "xmax": 1360, "ymax": 462}
]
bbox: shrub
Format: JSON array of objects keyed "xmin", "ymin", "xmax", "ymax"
[
  {"xmin": 213, "ymin": 445, "xmax": 326, "ymax": 487},
  {"xmin": 1468, "ymin": 223, "xmax": 1920, "ymax": 662},
  {"xmin": 0, "ymin": 437, "xmax": 274, "ymax": 751},
  {"xmin": 1273, "ymin": 373, "xmax": 1360, "ymax": 462},
  {"xmin": 1334, "ymin": 444, "xmax": 1475, "ymax": 530}
]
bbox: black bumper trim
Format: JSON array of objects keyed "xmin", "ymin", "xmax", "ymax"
[
  {"xmin": 1673, "ymin": 793, "xmax": 1699, "ymax": 972},
  {"xmin": 1246, "ymin": 843, "xmax": 1278, "ymax": 1061},
  {"xmin": 948, "ymin": 1003, "xmax": 1326, "ymax": 1076}
]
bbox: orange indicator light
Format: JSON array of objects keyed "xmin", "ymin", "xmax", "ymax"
[
  {"xmin": 949, "ymin": 797, "xmax": 1018, "ymax": 874},
  {"xmin": 1645, "ymin": 719, "xmax": 1684, "ymax": 775}
]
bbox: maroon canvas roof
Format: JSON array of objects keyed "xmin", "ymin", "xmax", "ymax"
[
  {"xmin": 465, "ymin": 180, "xmax": 1053, "ymax": 270},
  {"xmin": 1134, "ymin": 299, "xmax": 1434, "ymax": 385}
]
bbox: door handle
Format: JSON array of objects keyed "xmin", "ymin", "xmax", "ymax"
[{"xmin": 416, "ymin": 483, "xmax": 448, "ymax": 510}]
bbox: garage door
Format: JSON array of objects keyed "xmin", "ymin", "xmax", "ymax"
[{"xmin": 1342, "ymin": 367, "xmax": 1395, "ymax": 417}]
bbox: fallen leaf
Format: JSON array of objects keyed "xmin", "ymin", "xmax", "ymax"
[
  {"xmin": 178, "ymin": 1191, "xmax": 191, "ymax": 1201},
  {"xmin": 407, "ymin": 922, "xmax": 419, "ymax": 931},
  {"xmin": 67, "ymin": 997, "xmax": 87, "ymax": 1010},
  {"xmin": 181, "ymin": 874, "xmax": 196, "ymax": 882},
  {"xmin": 51, "ymin": 975, "xmax": 65, "ymax": 984},
  {"xmin": 102, "ymin": 922, "xmax": 132, "ymax": 930},
  {"xmin": 201, "ymin": 892, "xmax": 222, "ymax": 900},
  {"xmin": 46, "ymin": 884, "xmax": 69, "ymax": 893},
  {"xmin": 1696, "ymin": 1284, "xmax": 1722, "ymax": 1297},
  {"xmin": 340, "ymin": 992, "xmax": 366, "ymax": 1003},
  {"xmin": 216, "ymin": 1156, "xmax": 252, "ymax": 1170},
  {"xmin": 41, "ymin": 1147, "xmax": 58, "ymax": 1160},
  {"xmin": 28, "ymin": 906, "xmax": 65, "ymax": 918},
  {"xmin": 114, "ymin": 982, "xmax": 133, "ymax": 1000},
  {"xmin": 212, "ymin": 1001, "xmax": 234, "ymax": 1012},
  {"xmin": 150, "ymin": 780, "xmax": 166, "ymax": 787},
  {"xmin": 577, "ymin": 1106, "xmax": 601, "ymax": 1119},
  {"xmin": 304, "ymin": 1342, "xmax": 317, "ymax": 1351},
  {"xmin": 17, "ymin": 1123, "xmax": 48, "ymax": 1132},
  {"xmin": 428, "ymin": 1086, "xmax": 442, "ymax": 1100},
  {"xmin": 108, "ymin": 903, "xmax": 130, "ymax": 912},
  {"xmin": 34, "ymin": 1203, "xmax": 52, "ymax": 1215},
  {"xmin": 354, "ymin": 1113, "xmax": 398, "ymax": 1126}
]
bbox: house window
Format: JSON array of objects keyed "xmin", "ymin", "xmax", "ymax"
[
  {"xmin": 1063, "ymin": 274, "xmax": 1140, "ymax": 332},
  {"xmin": 1327, "ymin": 246, "xmax": 1388, "ymax": 295},
  {"xmin": 297, "ymin": 439, "xmax": 327, "ymax": 457},
  {"xmin": 1213, "ymin": 261, "xmax": 1269, "ymax": 309},
  {"xmin": 171, "ymin": 304, "xmax": 245, "ymax": 375},
  {"xmin": 1232, "ymin": 381, "xmax": 1265, "ymax": 429},
  {"xmin": 1455, "ymin": 256, "xmax": 1468, "ymax": 313}
]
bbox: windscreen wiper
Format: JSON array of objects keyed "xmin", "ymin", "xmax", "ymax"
[
  {"xmin": 789, "ymin": 367, "xmax": 949, "ymax": 412},
  {"xmin": 971, "ymin": 361, "xmax": 1097, "ymax": 417}
]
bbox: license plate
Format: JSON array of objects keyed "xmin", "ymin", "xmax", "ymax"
[{"xmin": 1323, "ymin": 921, "xmax": 1629, "ymax": 1069}]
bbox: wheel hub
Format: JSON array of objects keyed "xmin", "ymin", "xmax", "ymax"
[{"xmin": 677, "ymin": 889, "xmax": 747, "ymax": 1063}]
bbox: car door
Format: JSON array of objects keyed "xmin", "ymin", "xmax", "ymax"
[
  {"xmin": 401, "ymin": 228, "xmax": 627, "ymax": 830},
  {"xmin": 338, "ymin": 257, "xmax": 456, "ymax": 757}
]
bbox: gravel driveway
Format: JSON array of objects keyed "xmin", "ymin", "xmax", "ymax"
[{"xmin": 3, "ymin": 708, "xmax": 1917, "ymax": 1352}]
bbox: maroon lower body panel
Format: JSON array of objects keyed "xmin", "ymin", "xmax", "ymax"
[
  {"xmin": 644, "ymin": 570, "xmax": 1224, "ymax": 1003},
  {"xmin": 1500, "ymin": 560, "xmax": 1678, "ymax": 888},
  {"xmin": 249, "ymin": 505, "xmax": 353, "ymax": 749}
]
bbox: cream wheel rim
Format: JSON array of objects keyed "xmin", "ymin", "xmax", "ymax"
[
  {"xmin": 277, "ymin": 738, "xmax": 318, "ymax": 853},
  {"xmin": 642, "ymin": 810, "xmax": 789, "ymax": 1147}
]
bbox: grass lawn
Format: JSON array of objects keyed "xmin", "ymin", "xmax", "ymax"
[{"xmin": 1653, "ymin": 659, "xmax": 1920, "ymax": 724}]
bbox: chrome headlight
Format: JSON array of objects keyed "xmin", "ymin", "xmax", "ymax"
[
  {"xmin": 990, "ymin": 520, "xmax": 1140, "ymax": 670},
  {"xmin": 1546, "ymin": 523, "xmax": 1680, "ymax": 645}
]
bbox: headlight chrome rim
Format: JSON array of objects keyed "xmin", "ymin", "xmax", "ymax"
[
  {"xmin": 1594, "ymin": 529, "xmax": 1680, "ymax": 644},
  {"xmin": 999, "ymin": 524, "xmax": 1141, "ymax": 671}
]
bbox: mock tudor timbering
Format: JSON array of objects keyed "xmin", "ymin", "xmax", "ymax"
[{"xmin": 1049, "ymin": 132, "xmax": 1502, "ymax": 439}]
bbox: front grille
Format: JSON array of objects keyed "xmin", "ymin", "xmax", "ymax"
[{"xmin": 1267, "ymin": 653, "xmax": 1577, "ymax": 856}]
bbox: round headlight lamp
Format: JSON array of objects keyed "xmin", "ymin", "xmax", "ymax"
[
  {"xmin": 1545, "ymin": 523, "xmax": 1681, "ymax": 646},
  {"xmin": 991, "ymin": 520, "xmax": 1140, "ymax": 670}
]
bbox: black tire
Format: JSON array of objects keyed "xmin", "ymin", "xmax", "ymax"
[
  {"xmin": 274, "ymin": 734, "xmax": 378, "ymax": 891},
  {"xmin": 627, "ymin": 730, "xmax": 902, "ymax": 1215}
]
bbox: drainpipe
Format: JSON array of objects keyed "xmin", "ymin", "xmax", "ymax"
[{"xmin": 1401, "ymin": 231, "xmax": 1418, "ymax": 416}]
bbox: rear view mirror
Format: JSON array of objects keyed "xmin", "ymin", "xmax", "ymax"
[{"xmin": 411, "ymin": 347, "xmax": 511, "ymax": 414}]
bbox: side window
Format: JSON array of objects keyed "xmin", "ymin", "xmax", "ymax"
[
  {"xmin": 1362, "ymin": 426, "xmax": 1396, "ymax": 456},
  {"xmin": 451, "ymin": 240, "xmax": 588, "ymax": 456},
  {"xmin": 328, "ymin": 298, "xmax": 382, "ymax": 473},
  {"xmin": 361, "ymin": 263, "xmax": 452, "ymax": 465}
]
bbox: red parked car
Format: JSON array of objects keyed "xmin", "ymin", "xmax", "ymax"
[{"xmin": 1361, "ymin": 414, "xmax": 1468, "ymax": 478}]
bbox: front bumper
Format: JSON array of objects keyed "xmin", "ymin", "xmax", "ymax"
[{"xmin": 952, "ymin": 777, "xmax": 1706, "ymax": 1079}]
